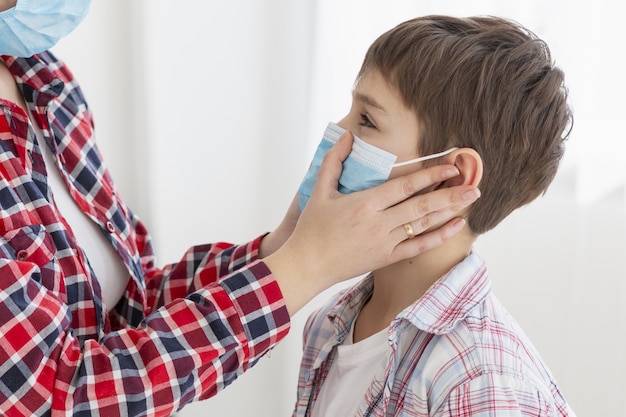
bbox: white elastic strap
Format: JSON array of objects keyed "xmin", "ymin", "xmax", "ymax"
[{"xmin": 392, "ymin": 147, "xmax": 458, "ymax": 168}]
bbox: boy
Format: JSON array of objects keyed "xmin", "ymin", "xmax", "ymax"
[{"xmin": 293, "ymin": 15, "xmax": 575, "ymax": 416}]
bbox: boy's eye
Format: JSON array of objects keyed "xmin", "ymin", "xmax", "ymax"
[{"xmin": 359, "ymin": 113, "xmax": 376, "ymax": 128}]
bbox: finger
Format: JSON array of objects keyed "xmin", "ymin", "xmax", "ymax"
[
  {"xmin": 312, "ymin": 130, "xmax": 353, "ymax": 200},
  {"xmin": 392, "ymin": 217, "xmax": 467, "ymax": 261},
  {"xmin": 386, "ymin": 185, "xmax": 480, "ymax": 233},
  {"xmin": 366, "ymin": 164, "xmax": 462, "ymax": 211},
  {"xmin": 393, "ymin": 202, "xmax": 469, "ymax": 243}
]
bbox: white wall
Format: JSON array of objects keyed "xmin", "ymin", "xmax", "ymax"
[
  {"xmin": 52, "ymin": 1, "xmax": 625, "ymax": 416},
  {"xmin": 476, "ymin": 169, "xmax": 626, "ymax": 417}
]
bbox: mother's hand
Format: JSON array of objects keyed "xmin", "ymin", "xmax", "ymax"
[{"xmin": 264, "ymin": 130, "xmax": 480, "ymax": 315}]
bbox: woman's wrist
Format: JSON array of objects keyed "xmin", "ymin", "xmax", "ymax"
[{"xmin": 263, "ymin": 244, "xmax": 323, "ymax": 317}]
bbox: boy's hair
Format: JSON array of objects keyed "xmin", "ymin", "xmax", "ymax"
[{"xmin": 358, "ymin": 15, "xmax": 573, "ymax": 234}]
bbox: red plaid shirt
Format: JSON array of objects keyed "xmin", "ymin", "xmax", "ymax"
[{"xmin": 0, "ymin": 52, "xmax": 290, "ymax": 417}]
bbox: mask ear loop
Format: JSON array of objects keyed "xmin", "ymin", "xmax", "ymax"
[{"xmin": 392, "ymin": 147, "xmax": 458, "ymax": 167}]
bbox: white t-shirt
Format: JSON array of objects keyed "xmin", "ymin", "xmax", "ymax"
[
  {"xmin": 311, "ymin": 320, "xmax": 391, "ymax": 417},
  {"xmin": 31, "ymin": 111, "xmax": 129, "ymax": 308}
]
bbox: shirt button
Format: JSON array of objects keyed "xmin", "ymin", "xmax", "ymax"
[
  {"xmin": 106, "ymin": 221, "xmax": 115, "ymax": 233},
  {"xmin": 16, "ymin": 250, "xmax": 28, "ymax": 260}
]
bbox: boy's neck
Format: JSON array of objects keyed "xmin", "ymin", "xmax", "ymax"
[{"xmin": 353, "ymin": 229, "xmax": 476, "ymax": 343}]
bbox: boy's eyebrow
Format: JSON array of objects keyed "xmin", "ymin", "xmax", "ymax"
[{"xmin": 353, "ymin": 92, "xmax": 387, "ymax": 113}]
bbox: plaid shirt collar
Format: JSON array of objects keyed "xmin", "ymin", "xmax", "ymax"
[
  {"xmin": 315, "ymin": 250, "xmax": 491, "ymax": 369},
  {"xmin": 2, "ymin": 54, "xmax": 64, "ymax": 105}
]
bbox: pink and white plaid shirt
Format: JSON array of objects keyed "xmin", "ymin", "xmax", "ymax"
[
  {"xmin": 0, "ymin": 52, "xmax": 290, "ymax": 416},
  {"xmin": 293, "ymin": 251, "xmax": 576, "ymax": 416}
]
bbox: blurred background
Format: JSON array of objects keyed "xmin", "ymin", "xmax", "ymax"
[{"xmin": 52, "ymin": 0, "xmax": 624, "ymax": 416}]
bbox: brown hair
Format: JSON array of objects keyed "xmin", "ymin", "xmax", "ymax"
[{"xmin": 358, "ymin": 15, "xmax": 573, "ymax": 234}]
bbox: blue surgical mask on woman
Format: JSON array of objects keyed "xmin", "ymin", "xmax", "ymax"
[
  {"xmin": 0, "ymin": 0, "xmax": 92, "ymax": 57},
  {"xmin": 298, "ymin": 122, "xmax": 457, "ymax": 211}
]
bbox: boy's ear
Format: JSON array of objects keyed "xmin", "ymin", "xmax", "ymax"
[{"xmin": 440, "ymin": 148, "xmax": 483, "ymax": 188}]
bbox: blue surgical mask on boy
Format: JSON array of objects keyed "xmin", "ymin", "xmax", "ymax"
[
  {"xmin": 298, "ymin": 122, "xmax": 457, "ymax": 211},
  {"xmin": 0, "ymin": 0, "xmax": 92, "ymax": 57}
]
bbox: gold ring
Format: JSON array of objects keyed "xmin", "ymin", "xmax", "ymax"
[{"xmin": 403, "ymin": 222, "xmax": 415, "ymax": 239}]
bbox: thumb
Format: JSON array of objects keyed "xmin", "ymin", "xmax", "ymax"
[{"xmin": 314, "ymin": 130, "xmax": 353, "ymax": 196}]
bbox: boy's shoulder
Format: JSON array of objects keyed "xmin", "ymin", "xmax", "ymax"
[{"xmin": 394, "ymin": 278, "xmax": 569, "ymax": 414}]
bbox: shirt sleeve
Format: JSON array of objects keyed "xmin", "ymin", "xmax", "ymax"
[
  {"xmin": 1, "ymin": 53, "xmax": 291, "ymax": 416},
  {"xmin": 143, "ymin": 236, "xmax": 269, "ymax": 314},
  {"xmin": 0, "ymin": 239, "xmax": 291, "ymax": 416}
]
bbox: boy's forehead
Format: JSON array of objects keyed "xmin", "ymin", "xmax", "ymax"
[
  {"xmin": 353, "ymin": 69, "xmax": 408, "ymax": 114},
  {"xmin": 353, "ymin": 91, "xmax": 386, "ymax": 113},
  {"xmin": 354, "ymin": 69, "xmax": 388, "ymax": 91}
]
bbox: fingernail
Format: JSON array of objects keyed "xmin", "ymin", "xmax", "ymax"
[
  {"xmin": 463, "ymin": 188, "xmax": 481, "ymax": 201},
  {"xmin": 337, "ymin": 130, "xmax": 351, "ymax": 143},
  {"xmin": 444, "ymin": 167, "xmax": 460, "ymax": 178},
  {"xmin": 452, "ymin": 218, "xmax": 466, "ymax": 229}
]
